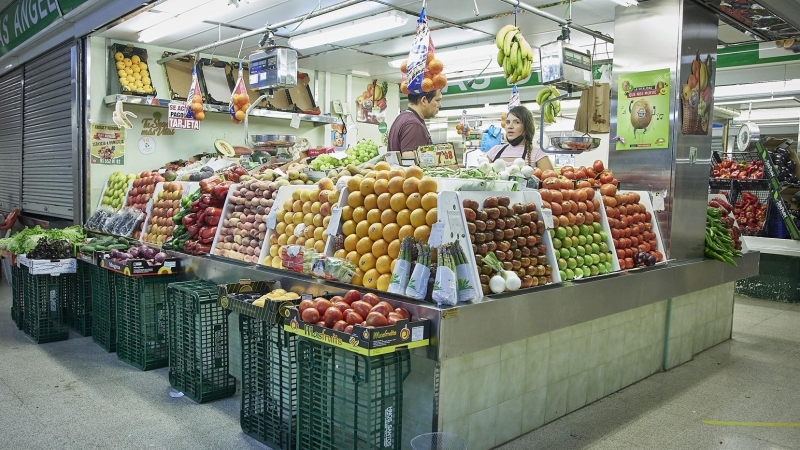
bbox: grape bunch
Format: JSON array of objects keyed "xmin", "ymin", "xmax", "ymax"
[
  {"xmin": 343, "ymin": 140, "xmax": 379, "ymax": 165},
  {"xmin": 310, "ymin": 154, "xmax": 343, "ymax": 172}
]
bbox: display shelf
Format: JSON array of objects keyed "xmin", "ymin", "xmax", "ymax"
[
  {"xmin": 631, "ymin": 191, "xmax": 667, "ymax": 260},
  {"xmin": 741, "ymin": 236, "xmax": 800, "ymax": 256},
  {"xmin": 258, "ymin": 184, "xmax": 319, "ymax": 266},
  {"xmin": 141, "ymin": 182, "xmax": 200, "ymax": 246},
  {"xmin": 103, "ymin": 95, "xmax": 339, "ymax": 126}
]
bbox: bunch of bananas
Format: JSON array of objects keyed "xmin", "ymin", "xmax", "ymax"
[
  {"xmin": 536, "ymin": 86, "xmax": 562, "ymax": 123},
  {"xmin": 495, "ymin": 25, "xmax": 534, "ymax": 84}
]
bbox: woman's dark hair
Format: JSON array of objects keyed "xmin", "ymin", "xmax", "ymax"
[
  {"xmin": 408, "ymin": 90, "xmax": 439, "ymax": 105},
  {"xmin": 507, "ymin": 105, "xmax": 537, "ymax": 164}
]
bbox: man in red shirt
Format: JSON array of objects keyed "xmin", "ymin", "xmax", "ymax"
[{"xmin": 388, "ymin": 90, "xmax": 442, "ymax": 154}]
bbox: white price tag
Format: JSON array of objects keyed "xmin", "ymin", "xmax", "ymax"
[
  {"xmin": 266, "ymin": 210, "xmax": 278, "ymax": 230},
  {"xmin": 652, "ymin": 193, "xmax": 665, "ymax": 212},
  {"xmin": 326, "ymin": 207, "xmax": 343, "ymax": 236},
  {"xmin": 335, "ymin": 177, "xmax": 348, "ymax": 192},
  {"xmin": 290, "ymin": 113, "xmax": 301, "ymax": 129},
  {"xmin": 428, "ymin": 221, "xmax": 446, "ymax": 248},
  {"xmin": 542, "ymin": 208, "xmax": 554, "ymax": 229}
]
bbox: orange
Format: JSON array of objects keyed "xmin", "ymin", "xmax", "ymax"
[
  {"xmin": 368, "ymin": 223, "xmax": 384, "ymax": 241},
  {"xmin": 362, "ymin": 269, "xmax": 379, "ymax": 289},
  {"xmin": 314, "ymin": 240, "xmax": 325, "ymax": 253},
  {"xmin": 383, "ymin": 223, "xmax": 400, "ymax": 242},
  {"xmin": 365, "ymin": 171, "xmax": 377, "ymax": 179},
  {"xmin": 341, "ymin": 220, "xmax": 356, "ymax": 236},
  {"xmin": 344, "ymin": 234, "xmax": 359, "ymax": 252},
  {"xmin": 293, "ymin": 212, "xmax": 304, "ymax": 225},
  {"xmin": 363, "ymin": 194, "xmax": 378, "ymax": 211},
  {"xmin": 367, "ymin": 208, "xmax": 381, "ymax": 224},
  {"xmin": 426, "ymin": 51, "xmax": 434, "ymax": 63},
  {"xmin": 334, "ymin": 249, "xmax": 347, "ymax": 259},
  {"xmin": 347, "ymin": 176, "xmax": 362, "ymax": 193},
  {"xmin": 323, "ymin": 216, "xmax": 331, "ymax": 229},
  {"xmin": 359, "ymin": 253, "xmax": 376, "ymax": 272},
  {"xmin": 414, "ymin": 225, "xmax": 431, "ymax": 242},
  {"xmin": 388, "ymin": 168, "xmax": 406, "ymax": 179},
  {"xmin": 410, "ymin": 208, "xmax": 427, "ymax": 227},
  {"xmin": 387, "ymin": 239, "xmax": 401, "ymax": 259},
  {"xmin": 426, "ymin": 208, "xmax": 438, "ymax": 226},
  {"xmin": 348, "ymin": 191, "xmax": 364, "ymax": 208},
  {"xmin": 288, "ymin": 235, "xmax": 297, "ymax": 245},
  {"xmin": 292, "ymin": 200, "xmax": 303, "ymax": 212},
  {"xmin": 283, "ymin": 211, "xmax": 293, "ymax": 224},
  {"xmin": 421, "ymin": 192, "xmax": 438, "ymax": 211},
  {"xmin": 346, "ymin": 251, "xmax": 360, "ymax": 266},
  {"xmin": 374, "ymin": 179, "xmax": 389, "ymax": 196},
  {"xmin": 388, "ymin": 176, "xmax": 405, "ymax": 195},
  {"xmin": 406, "ymin": 192, "xmax": 422, "ymax": 210},
  {"xmin": 377, "ymin": 193, "xmax": 392, "ymax": 211},
  {"xmin": 376, "ymin": 255, "xmax": 393, "ymax": 275},
  {"xmin": 405, "ymin": 165, "xmax": 424, "ymax": 180},
  {"xmin": 352, "ymin": 206, "xmax": 367, "ymax": 223},
  {"xmin": 403, "ymin": 177, "xmax": 419, "ymax": 196},
  {"xmin": 314, "ymin": 227, "xmax": 324, "ymax": 240},
  {"xmin": 432, "ymin": 73, "xmax": 447, "ymax": 90},
  {"xmin": 400, "ymin": 81, "xmax": 409, "ymax": 95},
  {"xmin": 396, "ymin": 209, "xmax": 411, "ymax": 226},
  {"xmin": 372, "ymin": 239, "xmax": 389, "ymax": 257},
  {"xmin": 399, "ymin": 225, "xmax": 415, "ymax": 240},
  {"xmin": 400, "ymin": 59, "xmax": 408, "ymax": 74},
  {"xmin": 427, "ymin": 58, "xmax": 443, "ymax": 74},
  {"xmin": 390, "ymin": 193, "xmax": 408, "ymax": 212},
  {"xmin": 377, "ymin": 273, "xmax": 392, "ymax": 291},
  {"xmin": 418, "ymin": 176, "xmax": 438, "ymax": 195},
  {"xmin": 421, "ymin": 78, "xmax": 434, "ymax": 92},
  {"xmin": 376, "ymin": 171, "xmax": 390, "ymax": 181},
  {"xmin": 356, "ymin": 237, "xmax": 373, "ymax": 255},
  {"xmin": 341, "ymin": 205, "xmax": 354, "ymax": 221},
  {"xmin": 360, "ymin": 178, "xmax": 375, "ymax": 196},
  {"xmin": 356, "ymin": 220, "xmax": 370, "ymax": 239},
  {"xmin": 374, "ymin": 161, "xmax": 391, "ymax": 171},
  {"xmin": 381, "ymin": 209, "xmax": 397, "ymax": 226},
  {"xmin": 351, "ymin": 269, "xmax": 364, "ymax": 286}
]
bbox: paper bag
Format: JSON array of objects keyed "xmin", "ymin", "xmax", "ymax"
[{"xmin": 574, "ymin": 83, "xmax": 611, "ymax": 134}]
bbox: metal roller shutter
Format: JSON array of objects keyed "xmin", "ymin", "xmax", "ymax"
[
  {"xmin": 0, "ymin": 70, "xmax": 22, "ymax": 212},
  {"xmin": 22, "ymin": 44, "xmax": 74, "ymax": 219}
]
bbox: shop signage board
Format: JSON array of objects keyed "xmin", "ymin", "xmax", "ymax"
[
  {"xmin": 416, "ymin": 143, "xmax": 456, "ymax": 167},
  {"xmin": 90, "ymin": 123, "xmax": 125, "ymax": 165},
  {"xmin": 615, "ymin": 68, "xmax": 671, "ymax": 150},
  {"xmin": 0, "ymin": 0, "xmax": 90, "ymax": 58},
  {"xmin": 167, "ymin": 102, "xmax": 199, "ymax": 130},
  {"xmin": 57, "ymin": 0, "xmax": 89, "ymax": 15}
]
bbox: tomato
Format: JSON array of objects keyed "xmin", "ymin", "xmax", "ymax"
[
  {"xmin": 574, "ymin": 169, "xmax": 587, "ymax": 179},
  {"xmin": 599, "ymin": 184, "xmax": 617, "ymax": 197},
  {"xmin": 599, "ymin": 171, "xmax": 615, "ymax": 184},
  {"xmin": 593, "ymin": 160, "xmax": 605, "ymax": 173}
]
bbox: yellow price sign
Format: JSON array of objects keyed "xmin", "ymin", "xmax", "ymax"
[{"xmin": 416, "ymin": 143, "xmax": 457, "ymax": 167}]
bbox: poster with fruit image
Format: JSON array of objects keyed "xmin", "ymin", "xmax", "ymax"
[
  {"xmin": 356, "ymin": 80, "xmax": 389, "ymax": 125},
  {"xmin": 681, "ymin": 51, "xmax": 714, "ymax": 135},
  {"xmin": 615, "ymin": 68, "xmax": 670, "ymax": 150},
  {"xmin": 90, "ymin": 123, "xmax": 125, "ymax": 165}
]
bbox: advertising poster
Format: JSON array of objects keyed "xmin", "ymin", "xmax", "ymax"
[
  {"xmin": 616, "ymin": 68, "xmax": 670, "ymax": 150},
  {"xmin": 90, "ymin": 123, "xmax": 125, "ymax": 164},
  {"xmin": 680, "ymin": 51, "xmax": 714, "ymax": 135},
  {"xmin": 356, "ymin": 80, "xmax": 389, "ymax": 125}
]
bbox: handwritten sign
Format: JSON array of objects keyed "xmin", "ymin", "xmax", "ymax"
[
  {"xmin": 168, "ymin": 103, "xmax": 199, "ymax": 130},
  {"xmin": 416, "ymin": 143, "xmax": 457, "ymax": 167}
]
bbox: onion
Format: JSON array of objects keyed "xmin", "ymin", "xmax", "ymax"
[
  {"xmin": 480, "ymin": 162, "xmax": 493, "ymax": 175},
  {"xmin": 154, "ymin": 252, "xmax": 167, "ymax": 263},
  {"xmin": 508, "ymin": 165, "xmax": 521, "ymax": 175},
  {"xmin": 498, "ymin": 170, "xmax": 510, "ymax": 180},
  {"xmin": 520, "ymin": 166, "xmax": 534, "ymax": 178},
  {"xmin": 505, "ymin": 272, "xmax": 521, "ymax": 291},
  {"xmin": 492, "ymin": 159, "xmax": 507, "ymax": 174},
  {"xmin": 489, "ymin": 275, "xmax": 506, "ymax": 294},
  {"xmin": 513, "ymin": 158, "xmax": 526, "ymax": 168},
  {"xmin": 129, "ymin": 247, "xmax": 139, "ymax": 258}
]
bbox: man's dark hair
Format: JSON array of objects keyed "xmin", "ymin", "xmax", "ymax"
[{"xmin": 408, "ymin": 90, "xmax": 439, "ymax": 105}]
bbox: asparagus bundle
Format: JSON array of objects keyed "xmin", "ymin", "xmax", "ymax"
[
  {"xmin": 432, "ymin": 244, "xmax": 457, "ymax": 307},
  {"xmin": 406, "ymin": 242, "xmax": 431, "ymax": 300},
  {"xmin": 388, "ymin": 237, "xmax": 415, "ymax": 294}
]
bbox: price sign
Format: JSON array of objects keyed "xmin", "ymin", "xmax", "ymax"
[
  {"xmin": 416, "ymin": 143, "xmax": 457, "ymax": 167},
  {"xmin": 167, "ymin": 102, "xmax": 199, "ymax": 130}
]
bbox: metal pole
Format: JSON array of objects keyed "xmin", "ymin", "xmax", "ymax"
[
  {"xmin": 497, "ymin": 0, "xmax": 613, "ymax": 44},
  {"xmin": 157, "ymin": 0, "xmax": 368, "ymax": 64}
]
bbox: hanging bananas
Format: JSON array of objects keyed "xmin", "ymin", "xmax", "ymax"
[
  {"xmin": 495, "ymin": 25, "xmax": 534, "ymax": 85},
  {"xmin": 536, "ymin": 86, "xmax": 561, "ymax": 124},
  {"xmin": 112, "ymin": 98, "xmax": 137, "ymax": 129}
]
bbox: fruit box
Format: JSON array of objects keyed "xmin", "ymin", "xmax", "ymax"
[
  {"xmin": 217, "ymin": 278, "xmax": 345, "ymax": 323},
  {"xmin": 108, "ymin": 43, "xmax": 157, "ymax": 97},
  {"xmin": 282, "ymin": 307, "xmax": 431, "ymax": 356},
  {"xmin": 17, "ymin": 256, "xmax": 77, "ymax": 276},
  {"xmin": 99, "ymin": 255, "xmax": 182, "ymax": 276}
]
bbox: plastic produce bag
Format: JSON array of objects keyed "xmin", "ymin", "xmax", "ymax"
[
  {"xmin": 229, "ymin": 61, "xmax": 250, "ymax": 124},
  {"xmin": 432, "ymin": 245, "xmax": 457, "ymax": 307},
  {"xmin": 405, "ymin": 242, "xmax": 431, "ymax": 300},
  {"xmin": 400, "ymin": 8, "xmax": 447, "ymax": 95},
  {"xmin": 186, "ymin": 65, "xmax": 205, "ymax": 121}
]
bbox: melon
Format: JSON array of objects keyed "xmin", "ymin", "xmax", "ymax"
[{"xmin": 214, "ymin": 139, "xmax": 236, "ymax": 157}]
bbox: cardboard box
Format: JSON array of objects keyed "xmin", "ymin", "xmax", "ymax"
[
  {"xmin": 283, "ymin": 307, "xmax": 430, "ymax": 356},
  {"xmin": 17, "ymin": 256, "xmax": 77, "ymax": 275},
  {"xmin": 100, "ymin": 255, "xmax": 181, "ymax": 276}
]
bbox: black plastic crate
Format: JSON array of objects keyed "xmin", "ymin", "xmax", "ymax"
[
  {"xmin": 240, "ymin": 315, "xmax": 298, "ymax": 450},
  {"xmin": 166, "ymin": 280, "xmax": 235, "ymax": 403},
  {"xmin": 115, "ymin": 274, "xmax": 181, "ymax": 370},
  {"xmin": 92, "ymin": 266, "xmax": 118, "ymax": 352},
  {"xmin": 296, "ymin": 338, "xmax": 411, "ymax": 450},
  {"xmin": 62, "ymin": 261, "xmax": 92, "ymax": 336},
  {"xmin": 11, "ymin": 264, "xmax": 24, "ymax": 330},
  {"xmin": 21, "ymin": 266, "xmax": 72, "ymax": 344},
  {"xmin": 730, "ymin": 179, "xmax": 772, "ymax": 237}
]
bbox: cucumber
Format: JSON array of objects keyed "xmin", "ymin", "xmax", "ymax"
[
  {"xmin": 108, "ymin": 244, "xmax": 128, "ymax": 250},
  {"xmin": 82, "ymin": 245, "xmax": 96, "ymax": 253}
]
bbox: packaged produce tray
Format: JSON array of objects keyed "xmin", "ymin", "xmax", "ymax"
[
  {"xmin": 109, "ymin": 43, "xmax": 156, "ymax": 97},
  {"xmin": 100, "ymin": 253, "xmax": 182, "ymax": 276}
]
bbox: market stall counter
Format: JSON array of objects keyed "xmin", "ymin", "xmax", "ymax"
[{"xmin": 167, "ymin": 249, "xmax": 758, "ymax": 450}]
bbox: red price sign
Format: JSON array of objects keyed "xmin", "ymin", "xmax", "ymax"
[{"xmin": 416, "ymin": 143, "xmax": 457, "ymax": 167}]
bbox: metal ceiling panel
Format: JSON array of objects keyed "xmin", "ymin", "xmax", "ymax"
[{"xmin": 356, "ymin": 27, "xmax": 489, "ymax": 56}]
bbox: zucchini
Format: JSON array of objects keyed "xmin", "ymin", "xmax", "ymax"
[{"xmin": 108, "ymin": 244, "xmax": 129, "ymax": 250}]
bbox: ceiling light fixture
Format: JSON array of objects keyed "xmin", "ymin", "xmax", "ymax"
[
  {"xmin": 138, "ymin": 0, "xmax": 244, "ymax": 43},
  {"xmin": 289, "ymin": 11, "xmax": 408, "ymax": 50},
  {"xmin": 350, "ymin": 70, "xmax": 371, "ymax": 77},
  {"xmin": 757, "ymin": 122, "xmax": 800, "ymax": 127},
  {"xmin": 389, "ymin": 44, "xmax": 501, "ymax": 68},
  {"xmin": 609, "ymin": 0, "xmax": 638, "ymax": 6},
  {"xmin": 715, "ymin": 96, "xmax": 798, "ymax": 106}
]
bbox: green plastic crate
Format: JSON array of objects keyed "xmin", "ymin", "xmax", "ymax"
[
  {"xmin": 296, "ymin": 338, "xmax": 411, "ymax": 450},
  {"xmin": 62, "ymin": 261, "xmax": 92, "ymax": 336},
  {"xmin": 92, "ymin": 266, "xmax": 118, "ymax": 352},
  {"xmin": 166, "ymin": 280, "xmax": 236, "ymax": 403},
  {"xmin": 21, "ymin": 265, "xmax": 72, "ymax": 344},
  {"xmin": 115, "ymin": 274, "xmax": 181, "ymax": 370},
  {"xmin": 11, "ymin": 264, "xmax": 24, "ymax": 330},
  {"xmin": 240, "ymin": 315, "xmax": 298, "ymax": 450}
]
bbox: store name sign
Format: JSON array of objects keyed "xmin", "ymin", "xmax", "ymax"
[
  {"xmin": 0, "ymin": 0, "xmax": 63, "ymax": 58},
  {"xmin": 167, "ymin": 103, "xmax": 199, "ymax": 131}
]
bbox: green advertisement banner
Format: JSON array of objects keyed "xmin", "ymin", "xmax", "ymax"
[
  {"xmin": 0, "ymin": 0, "xmax": 90, "ymax": 59},
  {"xmin": 615, "ymin": 68, "xmax": 671, "ymax": 150},
  {"xmin": 57, "ymin": 0, "xmax": 89, "ymax": 15}
]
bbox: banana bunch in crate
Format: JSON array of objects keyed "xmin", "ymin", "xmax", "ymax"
[
  {"xmin": 495, "ymin": 25, "xmax": 534, "ymax": 84},
  {"xmin": 536, "ymin": 86, "xmax": 562, "ymax": 124}
]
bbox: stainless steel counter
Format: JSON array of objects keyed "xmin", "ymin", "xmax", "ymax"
[{"xmin": 168, "ymin": 251, "xmax": 760, "ymax": 362}]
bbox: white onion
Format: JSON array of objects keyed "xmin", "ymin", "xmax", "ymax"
[
  {"xmin": 520, "ymin": 166, "xmax": 534, "ymax": 177},
  {"xmin": 479, "ymin": 162, "xmax": 493, "ymax": 175},
  {"xmin": 498, "ymin": 170, "xmax": 510, "ymax": 180},
  {"xmin": 492, "ymin": 159, "xmax": 507, "ymax": 173},
  {"xmin": 505, "ymin": 272, "xmax": 521, "ymax": 291},
  {"xmin": 489, "ymin": 275, "xmax": 506, "ymax": 294},
  {"xmin": 508, "ymin": 165, "xmax": 521, "ymax": 174},
  {"xmin": 513, "ymin": 158, "xmax": 526, "ymax": 168}
]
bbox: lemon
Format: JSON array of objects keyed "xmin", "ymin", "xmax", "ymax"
[
  {"xmin": 114, "ymin": 52, "xmax": 124, "ymax": 61},
  {"xmin": 131, "ymin": 55, "xmax": 141, "ymax": 64}
]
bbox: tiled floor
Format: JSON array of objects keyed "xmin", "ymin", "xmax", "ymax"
[
  {"xmin": 2, "ymin": 280, "xmax": 800, "ymax": 449},
  {"xmin": 497, "ymin": 296, "xmax": 800, "ymax": 450}
]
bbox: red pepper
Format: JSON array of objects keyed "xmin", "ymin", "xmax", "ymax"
[
  {"xmin": 195, "ymin": 244, "xmax": 211, "ymax": 254},
  {"xmin": 205, "ymin": 214, "xmax": 220, "ymax": 226},
  {"xmin": 199, "ymin": 176, "xmax": 223, "ymax": 194},
  {"xmin": 737, "ymin": 172, "xmax": 748, "ymax": 179},
  {"xmin": 182, "ymin": 213, "xmax": 197, "ymax": 227},
  {"xmin": 197, "ymin": 209, "xmax": 206, "ymax": 226},
  {"xmin": 199, "ymin": 226, "xmax": 217, "ymax": 240},
  {"xmin": 187, "ymin": 223, "xmax": 201, "ymax": 237},
  {"xmin": 213, "ymin": 182, "xmax": 232, "ymax": 200},
  {"xmin": 184, "ymin": 240, "xmax": 196, "ymax": 252}
]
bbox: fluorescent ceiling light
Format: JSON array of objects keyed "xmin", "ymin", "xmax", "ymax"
[
  {"xmin": 732, "ymin": 107, "xmax": 800, "ymax": 122},
  {"xmin": 609, "ymin": 0, "xmax": 638, "ymax": 6},
  {"xmin": 715, "ymin": 79, "xmax": 800, "ymax": 99},
  {"xmin": 289, "ymin": 11, "xmax": 407, "ymax": 50},
  {"xmin": 139, "ymin": 0, "xmax": 245, "ymax": 43},
  {"xmin": 715, "ymin": 96, "xmax": 798, "ymax": 106},
  {"xmin": 756, "ymin": 122, "xmax": 800, "ymax": 127},
  {"xmin": 350, "ymin": 70, "xmax": 370, "ymax": 77},
  {"xmin": 389, "ymin": 44, "xmax": 501, "ymax": 68}
]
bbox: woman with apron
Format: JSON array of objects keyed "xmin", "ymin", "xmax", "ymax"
[{"xmin": 486, "ymin": 105, "xmax": 554, "ymax": 170}]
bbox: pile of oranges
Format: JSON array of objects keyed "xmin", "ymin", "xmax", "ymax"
[
  {"xmin": 230, "ymin": 93, "xmax": 252, "ymax": 124},
  {"xmin": 189, "ymin": 95, "xmax": 205, "ymax": 121},
  {"xmin": 333, "ymin": 163, "xmax": 438, "ymax": 291},
  {"xmin": 400, "ymin": 52, "xmax": 447, "ymax": 95}
]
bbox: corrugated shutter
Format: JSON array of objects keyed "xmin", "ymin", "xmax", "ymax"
[
  {"xmin": 711, "ymin": 125, "xmax": 725, "ymax": 155},
  {"xmin": 22, "ymin": 44, "xmax": 74, "ymax": 219},
  {"xmin": 0, "ymin": 70, "xmax": 23, "ymax": 212}
]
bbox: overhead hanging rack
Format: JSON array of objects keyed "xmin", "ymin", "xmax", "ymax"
[{"xmin": 497, "ymin": 0, "xmax": 613, "ymax": 44}]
